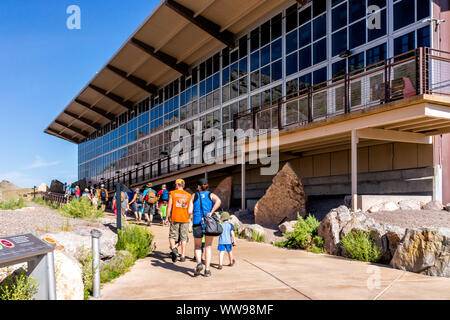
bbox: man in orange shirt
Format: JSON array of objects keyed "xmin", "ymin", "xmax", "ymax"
[{"xmin": 165, "ymin": 179, "xmax": 191, "ymax": 263}]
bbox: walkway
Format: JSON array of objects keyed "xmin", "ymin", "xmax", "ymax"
[{"xmin": 99, "ymin": 220, "xmax": 450, "ymax": 300}]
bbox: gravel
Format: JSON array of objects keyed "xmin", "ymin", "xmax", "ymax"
[
  {"xmin": 366, "ymin": 209, "xmax": 450, "ymax": 229},
  {"xmin": 0, "ymin": 203, "xmax": 114, "ymax": 237}
]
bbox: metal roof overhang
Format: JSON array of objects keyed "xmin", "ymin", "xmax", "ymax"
[{"xmin": 45, "ymin": 0, "xmax": 289, "ymax": 144}]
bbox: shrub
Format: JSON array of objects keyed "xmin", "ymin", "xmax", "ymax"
[
  {"xmin": 0, "ymin": 198, "xmax": 27, "ymax": 210},
  {"xmin": 32, "ymin": 196, "xmax": 60, "ymax": 210},
  {"xmin": 100, "ymin": 251, "xmax": 136, "ymax": 284},
  {"xmin": 77, "ymin": 248, "xmax": 94, "ymax": 300},
  {"xmin": 0, "ymin": 272, "xmax": 38, "ymax": 300},
  {"xmin": 340, "ymin": 230, "xmax": 381, "ymax": 263},
  {"xmin": 116, "ymin": 225, "xmax": 154, "ymax": 260},
  {"xmin": 275, "ymin": 214, "xmax": 324, "ymax": 253},
  {"xmin": 60, "ymin": 197, "xmax": 103, "ymax": 219},
  {"xmin": 251, "ymin": 230, "xmax": 266, "ymax": 243}
]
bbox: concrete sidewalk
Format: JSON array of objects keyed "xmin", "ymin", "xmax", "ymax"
[{"xmin": 99, "ymin": 221, "xmax": 450, "ymax": 300}]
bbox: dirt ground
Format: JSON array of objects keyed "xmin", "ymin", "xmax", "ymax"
[{"xmin": 366, "ymin": 209, "xmax": 450, "ymax": 229}]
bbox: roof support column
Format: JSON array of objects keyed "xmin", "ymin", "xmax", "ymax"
[
  {"xmin": 351, "ymin": 129, "xmax": 359, "ymax": 211},
  {"xmin": 241, "ymin": 148, "xmax": 246, "ymax": 211},
  {"xmin": 433, "ymin": 136, "xmax": 443, "ymax": 203}
]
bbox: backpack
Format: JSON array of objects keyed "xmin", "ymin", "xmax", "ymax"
[
  {"xmin": 146, "ymin": 189, "xmax": 158, "ymax": 204},
  {"xmin": 120, "ymin": 192, "xmax": 125, "ymax": 203},
  {"xmin": 161, "ymin": 189, "xmax": 169, "ymax": 202},
  {"xmin": 100, "ymin": 188, "xmax": 107, "ymax": 199}
]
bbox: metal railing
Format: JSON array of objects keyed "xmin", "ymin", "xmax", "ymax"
[
  {"xmin": 42, "ymin": 192, "xmax": 73, "ymax": 206},
  {"xmin": 94, "ymin": 47, "xmax": 450, "ymax": 192}
]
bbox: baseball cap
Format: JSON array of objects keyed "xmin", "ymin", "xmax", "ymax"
[
  {"xmin": 175, "ymin": 179, "xmax": 185, "ymax": 185},
  {"xmin": 197, "ymin": 178, "xmax": 208, "ymax": 186}
]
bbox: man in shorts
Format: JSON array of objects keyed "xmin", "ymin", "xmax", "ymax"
[
  {"xmin": 165, "ymin": 179, "xmax": 191, "ymax": 263},
  {"xmin": 142, "ymin": 183, "xmax": 158, "ymax": 226}
]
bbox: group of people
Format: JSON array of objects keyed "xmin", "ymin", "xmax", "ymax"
[
  {"xmin": 163, "ymin": 178, "xmax": 236, "ymax": 277},
  {"xmin": 64, "ymin": 183, "xmax": 109, "ymax": 212}
]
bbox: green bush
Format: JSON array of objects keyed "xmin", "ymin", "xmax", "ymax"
[
  {"xmin": 275, "ymin": 214, "xmax": 324, "ymax": 253},
  {"xmin": 77, "ymin": 248, "xmax": 94, "ymax": 300},
  {"xmin": 251, "ymin": 230, "xmax": 266, "ymax": 243},
  {"xmin": 100, "ymin": 251, "xmax": 136, "ymax": 284},
  {"xmin": 0, "ymin": 198, "xmax": 27, "ymax": 210},
  {"xmin": 340, "ymin": 230, "xmax": 381, "ymax": 263},
  {"xmin": 0, "ymin": 272, "xmax": 38, "ymax": 300},
  {"xmin": 60, "ymin": 197, "xmax": 103, "ymax": 219},
  {"xmin": 116, "ymin": 225, "xmax": 154, "ymax": 260}
]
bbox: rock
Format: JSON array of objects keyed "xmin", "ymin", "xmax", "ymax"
[
  {"xmin": 254, "ymin": 162, "xmax": 306, "ymax": 226},
  {"xmin": 422, "ymin": 200, "xmax": 444, "ymax": 211},
  {"xmin": 445, "ymin": 204, "xmax": 450, "ymax": 212},
  {"xmin": 279, "ymin": 221, "xmax": 297, "ymax": 234},
  {"xmin": 53, "ymin": 250, "xmax": 84, "ymax": 300},
  {"xmin": 101, "ymin": 250, "xmax": 134, "ymax": 276},
  {"xmin": 398, "ymin": 199, "xmax": 422, "ymax": 211},
  {"xmin": 37, "ymin": 183, "xmax": 49, "ymax": 193},
  {"xmin": 49, "ymin": 180, "xmax": 65, "ymax": 194},
  {"xmin": 213, "ymin": 177, "xmax": 233, "ymax": 210},
  {"xmin": 42, "ymin": 228, "xmax": 117, "ymax": 260},
  {"xmin": 368, "ymin": 201, "xmax": 400, "ymax": 213},
  {"xmin": 0, "ymin": 263, "xmax": 27, "ymax": 284},
  {"xmin": 391, "ymin": 228, "xmax": 450, "ymax": 277},
  {"xmin": 228, "ymin": 215, "xmax": 243, "ymax": 232},
  {"xmin": 241, "ymin": 224, "xmax": 265, "ymax": 240},
  {"xmin": 385, "ymin": 225, "xmax": 406, "ymax": 258},
  {"xmin": 340, "ymin": 212, "xmax": 367, "ymax": 238},
  {"xmin": 318, "ymin": 205, "xmax": 352, "ymax": 255}
]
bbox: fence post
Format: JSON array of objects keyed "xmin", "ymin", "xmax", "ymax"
[
  {"xmin": 91, "ymin": 229, "xmax": 102, "ymax": 299},
  {"xmin": 344, "ymin": 74, "xmax": 350, "ymax": 114},
  {"xmin": 307, "ymin": 86, "xmax": 313, "ymax": 123},
  {"xmin": 277, "ymin": 101, "xmax": 283, "ymax": 130},
  {"xmin": 384, "ymin": 59, "xmax": 391, "ymax": 103}
]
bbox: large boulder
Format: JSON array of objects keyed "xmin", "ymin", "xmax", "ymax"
[
  {"xmin": 228, "ymin": 215, "xmax": 243, "ymax": 232},
  {"xmin": 0, "ymin": 263, "xmax": 27, "ymax": 284},
  {"xmin": 42, "ymin": 228, "xmax": 117, "ymax": 260},
  {"xmin": 422, "ymin": 200, "xmax": 444, "ymax": 211},
  {"xmin": 254, "ymin": 162, "xmax": 306, "ymax": 226},
  {"xmin": 398, "ymin": 199, "xmax": 422, "ymax": 211},
  {"xmin": 368, "ymin": 201, "xmax": 400, "ymax": 213},
  {"xmin": 240, "ymin": 224, "xmax": 265, "ymax": 241},
  {"xmin": 49, "ymin": 180, "xmax": 65, "ymax": 194},
  {"xmin": 53, "ymin": 250, "xmax": 84, "ymax": 300},
  {"xmin": 318, "ymin": 205, "xmax": 352, "ymax": 255},
  {"xmin": 213, "ymin": 177, "xmax": 233, "ymax": 210},
  {"xmin": 391, "ymin": 228, "xmax": 450, "ymax": 277},
  {"xmin": 279, "ymin": 220, "xmax": 297, "ymax": 234},
  {"xmin": 37, "ymin": 183, "xmax": 49, "ymax": 193}
]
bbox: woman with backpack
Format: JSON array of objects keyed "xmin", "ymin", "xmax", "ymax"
[
  {"xmin": 142, "ymin": 184, "xmax": 158, "ymax": 227},
  {"xmin": 129, "ymin": 187, "xmax": 143, "ymax": 222},
  {"xmin": 188, "ymin": 178, "xmax": 222, "ymax": 277}
]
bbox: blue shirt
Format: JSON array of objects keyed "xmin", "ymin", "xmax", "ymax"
[
  {"xmin": 219, "ymin": 222, "xmax": 235, "ymax": 245},
  {"xmin": 193, "ymin": 191, "xmax": 213, "ymax": 225}
]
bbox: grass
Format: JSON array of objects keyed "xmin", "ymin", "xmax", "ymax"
[
  {"xmin": 340, "ymin": 230, "xmax": 381, "ymax": 263},
  {"xmin": 275, "ymin": 214, "xmax": 324, "ymax": 253},
  {"xmin": 0, "ymin": 198, "xmax": 28, "ymax": 210},
  {"xmin": 60, "ymin": 218, "xmax": 72, "ymax": 232},
  {"xmin": 251, "ymin": 230, "xmax": 266, "ymax": 243},
  {"xmin": 59, "ymin": 197, "xmax": 104, "ymax": 220},
  {"xmin": 77, "ymin": 249, "xmax": 94, "ymax": 300},
  {"xmin": 0, "ymin": 272, "xmax": 38, "ymax": 300},
  {"xmin": 100, "ymin": 251, "xmax": 136, "ymax": 284},
  {"xmin": 116, "ymin": 224, "xmax": 154, "ymax": 260},
  {"xmin": 32, "ymin": 196, "xmax": 60, "ymax": 210}
]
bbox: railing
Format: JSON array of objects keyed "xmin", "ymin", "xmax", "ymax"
[
  {"xmin": 96, "ymin": 47, "xmax": 450, "ymax": 192},
  {"xmin": 42, "ymin": 192, "xmax": 73, "ymax": 207}
]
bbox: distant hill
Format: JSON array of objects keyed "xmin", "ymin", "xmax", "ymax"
[{"xmin": 0, "ymin": 180, "xmax": 21, "ymax": 191}]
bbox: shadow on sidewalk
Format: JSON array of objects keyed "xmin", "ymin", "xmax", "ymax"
[{"xmin": 150, "ymin": 250, "xmax": 198, "ymax": 277}]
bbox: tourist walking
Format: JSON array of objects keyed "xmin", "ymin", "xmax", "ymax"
[
  {"xmin": 142, "ymin": 183, "xmax": 158, "ymax": 226},
  {"xmin": 157, "ymin": 184, "xmax": 170, "ymax": 216},
  {"xmin": 217, "ymin": 212, "xmax": 236, "ymax": 269},
  {"xmin": 98, "ymin": 184, "xmax": 108, "ymax": 212},
  {"xmin": 82, "ymin": 188, "xmax": 92, "ymax": 200},
  {"xmin": 164, "ymin": 179, "xmax": 191, "ymax": 263},
  {"xmin": 188, "ymin": 178, "xmax": 222, "ymax": 277},
  {"xmin": 75, "ymin": 186, "xmax": 82, "ymax": 198},
  {"xmin": 129, "ymin": 187, "xmax": 143, "ymax": 222}
]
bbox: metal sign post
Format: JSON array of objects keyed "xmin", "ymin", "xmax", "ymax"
[{"xmin": 0, "ymin": 233, "xmax": 57, "ymax": 300}]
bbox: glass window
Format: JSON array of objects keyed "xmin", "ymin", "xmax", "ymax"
[
  {"xmin": 313, "ymin": 39, "xmax": 326, "ymax": 64},
  {"xmin": 251, "ymin": 51, "xmax": 259, "ymax": 71},
  {"xmin": 332, "ymin": 2, "xmax": 347, "ymax": 32},
  {"xmin": 313, "ymin": 14, "xmax": 326, "ymax": 40},
  {"xmin": 313, "ymin": 0, "xmax": 326, "ymax": 17},
  {"xmin": 271, "ymin": 14, "xmax": 282, "ymax": 40},
  {"xmin": 286, "ymin": 4, "xmax": 298, "ymax": 33},
  {"xmin": 271, "ymin": 39, "xmax": 282, "ymax": 61},
  {"xmin": 261, "ymin": 45, "xmax": 271, "ymax": 66},
  {"xmin": 286, "ymin": 52, "xmax": 298, "ymax": 76},
  {"xmin": 261, "ymin": 21, "xmax": 271, "ymax": 46},
  {"xmin": 239, "ymin": 36, "xmax": 248, "ymax": 58},
  {"xmin": 261, "ymin": 65, "xmax": 271, "ymax": 87},
  {"xmin": 332, "ymin": 59, "xmax": 346, "ymax": 79},
  {"xmin": 417, "ymin": 0, "xmax": 430, "ymax": 21},
  {"xmin": 349, "ymin": 0, "xmax": 366, "ymax": 23},
  {"xmin": 366, "ymin": 43, "xmax": 386, "ymax": 67},
  {"xmin": 239, "ymin": 58, "xmax": 247, "ymax": 77},
  {"xmin": 299, "ymin": 46, "xmax": 312, "ymax": 71},
  {"xmin": 394, "ymin": 31, "xmax": 415, "ymax": 56},
  {"xmin": 222, "ymin": 67, "xmax": 230, "ymax": 85},
  {"xmin": 332, "ymin": 28, "xmax": 347, "ymax": 57},
  {"xmin": 394, "ymin": 0, "xmax": 415, "ymax": 31},
  {"xmin": 298, "ymin": 6, "xmax": 311, "ymax": 26},
  {"xmin": 271, "ymin": 60, "xmax": 282, "ymax": 81},
  {"xmin": 286, "ymin": 30, "xmax": 298, "ymax": 54},
  {"xmin": 417, "ymin": 26, "xmax": 430, "ymax": 48},
  {"xmin": 313, "ymin": 67, "xmax": 327, "ymax": 86},
  {"xmin": 349, "ymin": 20, "xmax": 366, "ymax": 49},
  {"xmin": 299, "ymin": 23, "xmax": 311, "ymax": 48},
  {"xmin": 348, "ymin": 52, "xmax": 365, "ymax": 73},
  {"xmin": 250, "ymin": 28, "xmax": 259, "ymax": 52}
]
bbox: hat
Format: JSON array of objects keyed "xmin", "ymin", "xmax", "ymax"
[
  {"xmin": 101, "ymin": 184, "xmax": 105, "ymax": 188},
  {"xmin": 197, "ymin": 178, "xmax": 208, "ymax": 186},
  {"xmin": 85, "ymin": 188, "xmax": 89, "ymax": 192},
  {"xmin": 221, "ymin": 212, "xmax": 231, "ymax": 221},
  {"xmin": 175, "ymin": 179, "xmax": 185, "ymax": 186},
  {"xmin": 147, "ymin": 183, "xmax": 153, "ymax": 188},
  {"xmin": 162, "ymin": 184, "xmax": 167, "ymax": 188}
]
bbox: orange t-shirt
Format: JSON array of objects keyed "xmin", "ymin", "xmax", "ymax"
[{"xmin": 169, "ymin": 190, "xmax": 191, "ymax": 223}]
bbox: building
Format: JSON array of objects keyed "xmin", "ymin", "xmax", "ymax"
[{"xmin": 46, "ymin": 0, "xmax": 450, "ymax": 211}]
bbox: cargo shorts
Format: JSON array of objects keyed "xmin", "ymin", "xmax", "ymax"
[
  {"xmin": 143, "ymin": 202, "xmax": 156, "ymax": 215},
  {"xmin": 169, "ymin": 222, "xmax": 189, "ymax": 243}
]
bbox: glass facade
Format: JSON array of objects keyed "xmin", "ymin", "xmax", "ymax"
[{"xmin": 78, "ymin": 0, "xmax": 431, "ymax": 182}]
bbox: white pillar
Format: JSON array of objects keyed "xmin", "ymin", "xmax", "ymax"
[
  {"xmin": 351, "ymin": 130, "xmax": 359, "ymax": 211},
  {"xmin": 433, "ymin": 136, "xmax": 443, "ymax": 202},
  {"xmin": 241, "ymin": 150, "xmax": 246, "ymax": 210}
]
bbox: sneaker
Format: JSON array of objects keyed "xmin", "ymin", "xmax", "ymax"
[
  {"xmin": 194, "ymin": 263, "xmax": 203, "ymax": 276},
  {"xmin": 229, "ymin": 259, "xmax": 236, "ymax": 267},
  {"xmin": 179, "ymin": 256, "xmax": 186, "ymax": 262},
  {"xmin": 170, "ymin": 248, "xmax": 178, "ymax": 263},
  {"xmin": 218, "ymin": 265, "xmax": 223, "ymax": 270},
  {"xmin": 204, "ymin": 270, "xmax": 211, "ymax": 277},
  {"xmin": 147, "ymin": 221, "xmax": 152, "ymax": 227}
]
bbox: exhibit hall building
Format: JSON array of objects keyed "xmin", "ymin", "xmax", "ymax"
[{"xmin": 46, "ymin": 0, "xmax": 450, "ymax": 210}]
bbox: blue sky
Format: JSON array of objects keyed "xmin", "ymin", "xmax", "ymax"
[{"xmin": 0, "ymin": 0, "xmax": 159, "ymax": 188}]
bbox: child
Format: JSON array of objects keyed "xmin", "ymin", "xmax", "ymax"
[
  {"xmin": 160, "ymin": 201, "xmax": 168, "ymax": 225},
  {"xmin": 217, "ymin": 212, "xmax": 236, "ymax": 270}
]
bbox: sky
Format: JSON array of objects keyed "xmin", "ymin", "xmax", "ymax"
[{"xmin": 0, "ymin": 0, "xmax": 160, "ymax": 188}]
